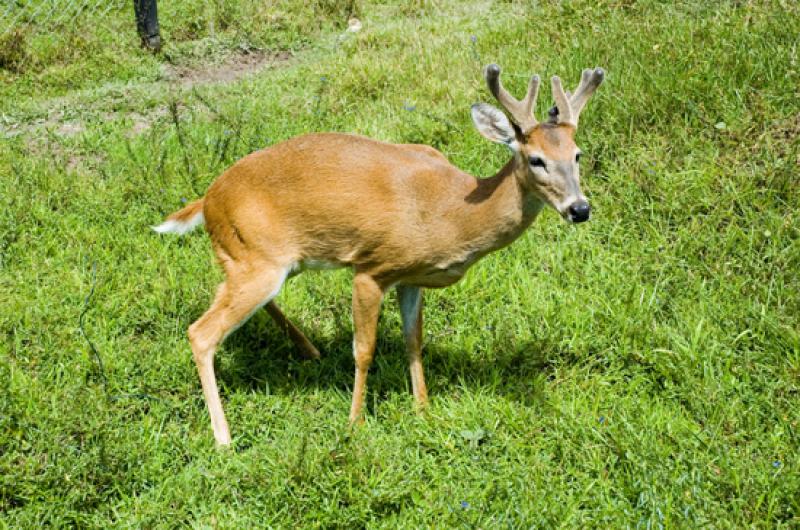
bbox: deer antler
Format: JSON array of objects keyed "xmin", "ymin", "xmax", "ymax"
[
  {"xmin": 484, "ymin": 64, "xmax": 540, "ymax": 134},
  {"xmin": 550, "ymin": 67, "xmax": 605, "ymax": 127}
]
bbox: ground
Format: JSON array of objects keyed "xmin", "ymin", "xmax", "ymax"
[{"xmin": 0, "ymin": 0, "xmax": 798, "ymax": 527}]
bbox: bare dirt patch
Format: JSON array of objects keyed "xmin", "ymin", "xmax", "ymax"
[
  {"xmin": 57, "ymin": 121, "xmax": 85, "ymax": 137},
  {"xmin": 1, "ymin": 49, "xmax": 293, "ymax": 149},
  {"xmin": 162, "ymin": 50, "xmax": 292, "ymax": 88}
]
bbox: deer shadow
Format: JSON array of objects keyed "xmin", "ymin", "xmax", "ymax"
[{"xmin": 217, "ymin": 304, "xmax": 570, "ymax": 410}]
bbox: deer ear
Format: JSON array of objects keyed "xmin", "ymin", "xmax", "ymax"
[{"xmin": 471, "ymin": 103, "xmax": 519, "ymax": 151}]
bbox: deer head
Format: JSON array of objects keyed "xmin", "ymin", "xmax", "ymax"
[{"xmin": 471, "ymin": 64, "xmax": 604, "ymax": 223}]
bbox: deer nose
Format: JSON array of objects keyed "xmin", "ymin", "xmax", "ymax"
[{"xmin": 568, "ymin": 201, "xmax": 591, "ymax": 223}]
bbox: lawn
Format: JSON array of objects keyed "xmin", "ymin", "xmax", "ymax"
[{"xmin": 1, "ymin": 0, "xmax": 798, "ymax": 527}]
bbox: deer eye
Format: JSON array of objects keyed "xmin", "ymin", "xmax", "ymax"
[
  {"xmin": 529, "ymin": 156, "xmax": 546, "ymax": 168},
  {"xmin": 575, "ymin": 152, "xmax": 582, "ymax": 163}
]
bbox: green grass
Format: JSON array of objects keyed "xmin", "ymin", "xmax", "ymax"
[{"xmin": 1, "ymin": 0, "xmax": 799, "ymax": 527}]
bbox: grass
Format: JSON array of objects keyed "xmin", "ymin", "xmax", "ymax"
[{"xmin": 1, "ymin": 0, "xmax": 799, "ymax": 527}]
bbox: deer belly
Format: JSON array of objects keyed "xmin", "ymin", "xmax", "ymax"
[
  {"xmin": 408, "ymin": 261, "xmax": 472, "ymax": 288},
  {"xmin": 294, "ymin": 259, "xmax": 345, "ymax": 273}
]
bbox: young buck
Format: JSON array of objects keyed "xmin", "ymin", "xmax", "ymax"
[{"xmin": 155, "ymin": 64, "xmax": 604, "ymax": 446}]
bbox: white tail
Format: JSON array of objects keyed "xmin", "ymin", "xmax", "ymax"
[
  {"xmin": 157, "ymin": 64, "xmax": 604, "ymax": 446},
  {"xmin": 152, "ymin": 199, "xmax": 205, "ymax": 235}
]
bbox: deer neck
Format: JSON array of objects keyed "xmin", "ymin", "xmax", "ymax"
[{"xmin": 459, "ymin": 156, "xmax": 544, "ymax": 254}]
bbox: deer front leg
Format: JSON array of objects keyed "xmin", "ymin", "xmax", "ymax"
[
  {"xmin": 349, "ymin": 272, "xmax": 384, "ymax": 423},
  {"xmin": 397, "ymin": 285, "xmax": 427, "ymax": 409}
]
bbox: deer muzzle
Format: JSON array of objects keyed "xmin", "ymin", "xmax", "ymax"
[{"xmin": 567, "ymin": 200, "xmax": 591, "ymax": 223}]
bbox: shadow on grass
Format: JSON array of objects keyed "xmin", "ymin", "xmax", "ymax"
[{"xmin": 218, "ymin": 305, "xmax": 561, "ymax": 410}]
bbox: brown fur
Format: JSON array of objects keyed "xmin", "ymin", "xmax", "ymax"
[
  {"xmin": 158, "ymin": 66, "xmax": 602, "ymax": 446},
  {"xmin": 197, "ymin": 133, "xmax": 543, "ymax": 288},
  {"xmin": 165, "ymin": 198, "xmax": 203, "ymax": 224}
]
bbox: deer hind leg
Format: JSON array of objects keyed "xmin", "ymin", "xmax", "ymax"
[
  {"xmin": 349, "ymin": 272, "xmax": 385, "ymax": 423},
  {"xmin": 264, "ymin": 301, "xmax": 321, "ymax": 360},
  {"xmin": 188, "ymin": 265, "xmax": 288, "ymax": 446},
  {"xmin": 397, "ymin": 285, "xmax": 428, "ymax": 409}
]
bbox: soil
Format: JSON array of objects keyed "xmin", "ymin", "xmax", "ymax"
[
  {"xmin": 1, "ymin": 49, "xmax": 293, "ymax": 143},
  {"xmin": 163, "ymin": 49, "xmax": 292, "ymax": 88}
]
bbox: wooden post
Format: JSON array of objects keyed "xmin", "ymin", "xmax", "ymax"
[{"xmin": 133, "ymin": 0, "xmax": 161, "ymax": 52}]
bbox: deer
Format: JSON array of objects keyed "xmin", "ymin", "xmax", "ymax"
[{"xmin": 154, "ymin": 64, "xmax": 604, "ymax": 446}]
